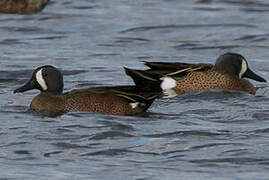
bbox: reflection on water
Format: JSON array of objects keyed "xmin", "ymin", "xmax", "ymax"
[{"xmin": 0, "ymin": 0, "xmax": 269, "ymax": 179}]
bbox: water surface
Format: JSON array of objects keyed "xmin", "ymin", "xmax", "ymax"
[{"xmin": 1, "ymin": 0, "xmax": 269, "ymax": 179}]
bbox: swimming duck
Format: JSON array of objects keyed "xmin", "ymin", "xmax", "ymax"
[
  {"xmin": 125, "ymin": 53, "xmax": 267, "ymax": 97},
  {"xmin": 14, "ymin": 65, "xmax": 159, "ymax": 116},
  {"xmin": 0, "ymin": 0, "xmax": 49, "ymax": 14}
]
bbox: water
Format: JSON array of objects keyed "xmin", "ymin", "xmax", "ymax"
[{"xmin": 1, "ymin": 0, "xmax": 269, "ymax": 179}]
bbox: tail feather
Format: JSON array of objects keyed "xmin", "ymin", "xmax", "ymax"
[
  {"xmin": 113, "ymin": 87, "xmax": 160, "ymax": 112},
  {"xmin": 124, "ymin": 67, "xmax": 162, "ymax": 92},
  {"xmin": 131, "ymin": 93, "xmax": 157, "ymax": 112}
]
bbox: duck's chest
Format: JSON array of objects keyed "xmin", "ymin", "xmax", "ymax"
[{"xmin": 30, "ymin": 93, "xmax": 64, "ymax": 111}]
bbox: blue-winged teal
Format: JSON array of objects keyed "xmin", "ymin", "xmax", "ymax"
[
  {"xmin": 0, "ymin": 0, "xmax": 49, "ymax": 14},
  {"xmin": 14, "ymin": 65, "xmax": 159, "ymax": 116},
  {"xmin": 125, "ymin": 53, "xmax": 267, "ymax": 97}
]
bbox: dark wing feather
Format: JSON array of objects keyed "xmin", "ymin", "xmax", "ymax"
[
  {"xmin": 88, "ymin": 86, "xmax": 159, "ymax": 106},
  {"xmin": 143, "ymin": 62, "xmax": 213, "ymax": 77}
]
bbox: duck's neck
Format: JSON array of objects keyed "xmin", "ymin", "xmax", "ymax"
[{"xmin": 40, "ymin": 91, "xmax": 63, "ymax": 96}]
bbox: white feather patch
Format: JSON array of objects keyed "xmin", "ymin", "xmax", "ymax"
[
  {"xmin": 130, "ymin": 102, "xmax": 139, "ymax": 109},
  {"xmin": 163, "ymin": 89, "xmax": 177, "ymax": 98},
  {"xmin": 36, "ymin": 69, "xmax": 48, "ymax": 91},
  {"xmin": 239, "ymin": 59, "xmax": 247, "ymax": 79},
  {"xmin": 160, "ymin": 77, "xmax": 176, "ymax": 90}
]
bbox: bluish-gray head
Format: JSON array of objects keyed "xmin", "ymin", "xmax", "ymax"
[
  {"xmin": 14, "ymin": 65, "xmax": 63, "ymax": 94},
  {"xmin": 215, "ymin": 53, "xmax": 266, "ymax": 82}
]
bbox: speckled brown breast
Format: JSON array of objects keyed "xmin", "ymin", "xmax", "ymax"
[
  {"xmin": 30, "ymin": 93, "xmax": 64, "ymax": 111},
  {"xmin": 0, "ymin": 0, "xmax": 48, "ymax": 14},
  {"xmin": 30, "ymin": 90, "xmax": 143, "ymax": 116},
  {"xmin": 173, "ymin": 69, "xmax": 256, "ymax": 95}
]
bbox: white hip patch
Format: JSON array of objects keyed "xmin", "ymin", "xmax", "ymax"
[
  {"xmin": 130, "ymin": 102, "xmax": 139, "ymax": 109},
  {"xmin": 36, "ymin": 69, "xmax": 48, "ymax": 91},
  {"xmin": 160, "ymin": 77, "xmax": 176, "ymax": 90},
  {"xmin": 163, "ymin": 89, "xmax": 177, "ymax": 98}
]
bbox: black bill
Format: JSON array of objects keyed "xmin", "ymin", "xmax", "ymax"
[{"xmin": 244, "ymin": 68, "xmax": 267, "ymax": 82}]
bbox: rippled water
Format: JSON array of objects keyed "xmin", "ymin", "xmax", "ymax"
[{"xmin": 1, "ymin": 0, "xmax": 269, "ymax": 179}]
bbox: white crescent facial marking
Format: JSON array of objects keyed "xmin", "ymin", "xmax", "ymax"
[
  {"xmin": 36, "ymin": 69, "xmax": 48, "ymax": 91},
  {"xmin": 239, "ymin": 59, "xmax": 247, "ymax": 79}
]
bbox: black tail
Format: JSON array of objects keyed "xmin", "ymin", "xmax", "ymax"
[
  {"xmin": 124, "ymin": 67, "xmax": 162, "ymax": 92},
  {"xmin": 129, "ymin": 93, "xmax": 158, "ymax": 112},
  {"xmin": 108, "ymin": 85, "xmax": 160, "ymax": 112}
]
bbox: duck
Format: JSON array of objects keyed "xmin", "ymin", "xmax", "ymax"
[
  {"xmin": 0, "ymin": 0, "xmax": 49, "ymax": 14},
  {"xmin": 13, "ymin": 65, "xmax": 159, "ymax": 116},
  {"xmin": 124, "ymin": 53, "xmax": 267, "ymax": 97}
]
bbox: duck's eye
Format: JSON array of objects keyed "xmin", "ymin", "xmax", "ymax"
[{"xmin": 43, "ymin": 73, "xmax": 48, "ymax": 77}]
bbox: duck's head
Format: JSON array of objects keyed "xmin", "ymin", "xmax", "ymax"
[
  {"xmin": 215, "ymin": 53, "xmax": 266, "ymax": 82},
  {"xmin": 14, "ymin": 65, "xmax": 63, "ymax": 94}
]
